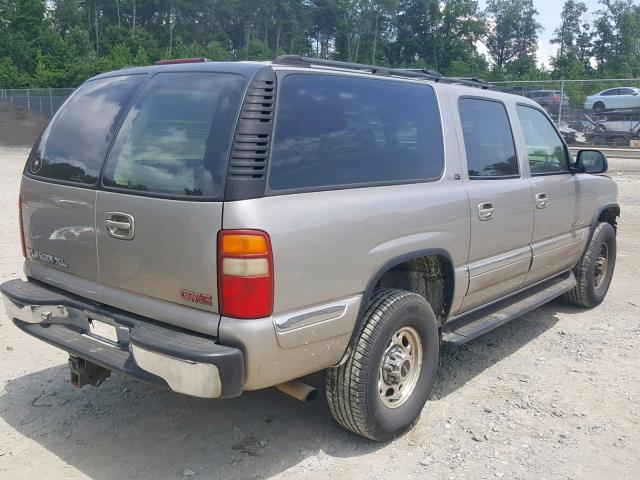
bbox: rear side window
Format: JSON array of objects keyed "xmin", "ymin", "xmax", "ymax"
[
  {"xmin": 27, "ymin": 75, "xmax": 144, "ymax": 185},
  {"xmin": 269, "ymin": 74, "xmax": 443, "ymax": 191},
  {"xmin": 458, "ymin": 98, "xmax": 518, "ymax": 178},
  {"xmin": 102, "ymin": 72, "xmax": 246, "ymax": 197}
]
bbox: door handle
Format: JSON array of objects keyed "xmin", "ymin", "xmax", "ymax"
[
  {"xmin": 478, "ymin": 202, "xmax": 495, "ymax": 221},
  {"xmin": 105, "ymin": 219, "xmax": 131, "ymax": 230},
  {"xmin": 535, "ymin": 192, "xmax": 548, "ymax": 209},
  {"xmin": 105, "ymin": 212, "xmax": 135, "ymax": 240}
]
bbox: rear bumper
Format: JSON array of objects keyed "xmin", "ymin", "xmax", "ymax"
[{"xmin": 0, "ymin": 278, "xmax": 244, "ymax": 399}]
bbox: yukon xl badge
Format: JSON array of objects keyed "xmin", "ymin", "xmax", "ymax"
[
  {"xmin": 27, "ymin": 248, "xmax": 68, "ymax": 268},
  {"xmin": 180, "ymin": 289, "xmax": 213, "ymax": 307}
]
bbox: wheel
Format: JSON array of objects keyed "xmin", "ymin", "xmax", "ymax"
[
  {"xmin": 564, "ymin": 222, "xmax": 616, "ymax": 308},
  {"xmin": 326, "ymin": 289, "xmax": 439, "ymax": 441},
  {"xmin": 593, "ymin": 102, "xmax": 605, "ymax": 113}
]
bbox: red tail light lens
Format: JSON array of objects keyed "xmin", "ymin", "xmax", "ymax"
[
  {"xmin": 218, "ymin": 230, "xmax": 273, "ymax": 319},
  {"xmin": 551, "ymin": 95, "xmax": 561, "ymax": 101},
  {"xmin": 18, "ymin": 193, "xmax": 26, "ymax": 258}
]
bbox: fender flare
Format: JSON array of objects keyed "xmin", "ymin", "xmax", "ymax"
[
  {"xmin": 582, "ymin": 202, "xmax": 620, "ymax": 257},
  {"xmin": 590, "ymin": 203, "xmax": 620, "ymax": 236}
]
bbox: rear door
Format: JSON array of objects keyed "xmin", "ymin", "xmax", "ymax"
[
  {"xmin": 96, "ymin": 72, "xmax": 246, "ymax": 319},
  {"xmin": 455, "ymin": 97, "xmax": 534, "ymax": 312},
  {"xmin": 21, "ymin": 75, "xmax": 145, "ymax": 300}
]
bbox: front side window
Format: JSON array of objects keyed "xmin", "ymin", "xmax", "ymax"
[
  {"xmin": 458, "ymin": 98, "xmax": 518, "ymax": 178},
  {"xmin": 27, "ymin": 75, "xmax": 145, "ymax": 185},
  {"xmin": 268, "ymin": 74, "xmax": 443, "ymax": 191},
  {"xmin": 516, "ymin": 105, "xmax": 568, "ymax": 175},
  {"xmin": 102, "ymin": 72, "xmax": 246, "ymax": 197}
]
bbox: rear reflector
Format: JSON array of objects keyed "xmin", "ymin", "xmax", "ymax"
[
  {"xmin": 154, "ymin": 57, "xmax": 210, "ymax": 65},
  {"xmin": 218, "ymin": 230, "xmax": 273, "ymax": 319}
]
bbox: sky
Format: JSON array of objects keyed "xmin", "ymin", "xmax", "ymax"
[{"xmin": 476, "ymin": 0, "xmax": 603, "ymax": 68}]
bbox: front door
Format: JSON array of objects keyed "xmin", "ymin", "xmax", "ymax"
[
  {"xmin": 514, "ymin": 105, "xmax": 584, "ymax": 285},
  {"xmin": 455, "ymin": 97, "xmax": 534, "ymax": 312}
]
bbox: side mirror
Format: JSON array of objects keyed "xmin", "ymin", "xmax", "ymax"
[{"xmin": 575, "ymin": 150, "xmax": 608, "ymax": 174}]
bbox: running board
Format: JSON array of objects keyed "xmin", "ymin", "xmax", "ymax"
[{"xmin": 442, "ymin": 272, "xmax": 576, "ymax": 345}]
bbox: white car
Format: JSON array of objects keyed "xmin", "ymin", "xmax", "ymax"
[{"xmin": 584, "ymin": 87, "xmax": 640, "ymax": 112}]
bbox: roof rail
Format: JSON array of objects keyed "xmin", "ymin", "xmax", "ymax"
[
  {"xmin": 272, "ymin": 55, "xmax": 491, "ymax": 89},
  {"xmin": 154, "ymin": 57, "xmax": 211, "ymax": 65}
]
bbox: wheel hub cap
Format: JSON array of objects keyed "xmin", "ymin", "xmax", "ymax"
[
  {"xmin": 378, "ymin": 326, "xmax": 423, "ymax": 408},
  {"xmin": 594, "ymin": 242, "xmax": 609, "ymax": 289}
]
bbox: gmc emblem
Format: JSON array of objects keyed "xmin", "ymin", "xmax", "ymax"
[{"xmin": 180, "ymin": 289, "xmax": 213, "ymax": 307}]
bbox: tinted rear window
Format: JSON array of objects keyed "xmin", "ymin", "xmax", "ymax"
[
  {"xmin": 269, "ymin": 74, "xmax": 443, "ymax": 191},
  {"xmin": 102, "ymin": 72, "xmax": 246, "ymax": 197},
  {"xmin": 26, "ymin": 75, "xmax": 144, "ymax": 184}
]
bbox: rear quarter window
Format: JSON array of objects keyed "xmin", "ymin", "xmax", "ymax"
[
  {"xmin": 268, "ymin": 74, "xmax": 444, "ymax": 191},
  {"xmin": 26, "ymin": 75, "xmax": 145, "ymax": 185},
  {"xmin": 102, "ymin": 72, "xmax": 246, "ymax": 197}
]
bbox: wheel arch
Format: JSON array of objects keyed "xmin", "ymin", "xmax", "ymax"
[
  {"xmin": 346, "ymin": 248, "xmax": 455, "ymax": 351},
  {"xmin": 581, "ymin": 203, "xmax": 620, "ymax": 259},
  {"xmin": 595, "ymin": 203, "xmax": 620, "ymax": 233}
]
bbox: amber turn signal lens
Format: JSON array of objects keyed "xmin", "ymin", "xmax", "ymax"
[{"xmin": 220, "ymin": 234, "xmax": 268, "ymax": 255}]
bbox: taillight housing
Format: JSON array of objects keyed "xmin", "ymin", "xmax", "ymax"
[
  {"xmin": 218, "ymin": 230, "xmax": 273, "ymax": 319},
  {"xmin": 18, "ymin": 193, "xmax": 26, "ymax": 257}
]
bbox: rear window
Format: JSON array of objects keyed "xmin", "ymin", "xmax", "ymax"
[
  {"xmin": 26, "ymin": 75, "xmax": 144, "ymax": 185},
  {"xmin": 268, "ymin": 74, "xmax": 443, "ymax": 191},
  {"xmin": 102, "ymin": 72, "xmax": 246, "ymax": 197}
]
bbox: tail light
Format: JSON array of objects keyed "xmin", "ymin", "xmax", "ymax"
[
  {"xmin": 551, "ymin": 95, "xmax": 561, "ymax": 101},
  {"xmin": 218, "ymin": 230, "xmax": 273, "ymax": 319},
  {"xmin": 18, "ymin": 193, "xmax": 26, "ymax": 257}
]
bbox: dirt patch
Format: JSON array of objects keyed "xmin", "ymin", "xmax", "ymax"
[
  {"xmin": 0, "ymin": 148, "xmax": 638, "ymax": 479},
  {"xmin": 0, "ymin": 102, "xmax": 49, "ymax": 147}
]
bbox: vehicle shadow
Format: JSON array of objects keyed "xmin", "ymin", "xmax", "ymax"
[
  {"xmin": 0, "ymin": 299, "xmax": 572, "ymax": 479},
  {"xmin": 431, "ymin": 299, "xmax": 572, "ymax": 399}
]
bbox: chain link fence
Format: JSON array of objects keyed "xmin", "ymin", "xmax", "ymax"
[
  {"xmin": 490, "ymin": 79, "xmax": 640, "ymax": 149},
  {"xmin": 2, "ymin": 80, "xmax": 640, "ymax": 150},
  {"xmin": 0, "ymin": 88, "xmax": 75, "ymax": 116}
]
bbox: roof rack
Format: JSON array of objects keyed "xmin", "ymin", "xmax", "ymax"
[
  {"xmin": 154, "ymin": 57, "xmax": 211, "ymax": 65},
  {"xmin": 272, "ymin": 55, "xmax": 491, "ymax": 89}
]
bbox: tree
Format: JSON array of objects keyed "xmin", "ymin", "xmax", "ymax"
[
  {"xmin": 593, "ymin": 0, "xmax": 640, "ymax": 76},
  {"xmin": 551, "ymin": 1, "xmax": 590, "ymax": 75},
  {"xmin": 395, "ymin": 0, "xmax": 485, "ymax": 74},
  {"xmin": 484, "ymin": 0, "xmax": 542, "ymax": 77}
]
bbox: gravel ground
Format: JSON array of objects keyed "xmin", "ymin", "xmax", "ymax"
[
  {"xmin": 0, "ymin": 147, "xmax": 639, "ymax": 480},
  {"xmin": 0, "ymin": 103, "xmax": 48, "ymax": 147}
]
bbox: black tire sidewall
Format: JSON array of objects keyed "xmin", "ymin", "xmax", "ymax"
[
  {"xmin": 364, "ymin": 296, "xmax": 439, "ymax": 441},
  {"xmin": 586, "ymin": 223, "xmax": 616, "ymax": 304}
]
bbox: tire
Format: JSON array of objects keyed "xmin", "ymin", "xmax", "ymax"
[
  {"xmin": 564, "ymin": 222, "xmax": 616, "ymax": 308},
  {"xmin": 593, "ymin": 102, "xmax": 605, "ymax": 113},
  {"xmin": 326, "ymin": 289, "xmax": 439, "ymax": 441}
]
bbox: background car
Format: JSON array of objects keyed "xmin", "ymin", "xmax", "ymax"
[
  {"xmin": 584, "ymin": 87, "xmax": 640, "ymax": 112},
  {"xmin": 526, "ymin": 90, "xmax": 569, "ymax": 115}
]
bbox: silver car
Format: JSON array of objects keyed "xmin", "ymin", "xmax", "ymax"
[
  {"xmin": 584, "ymin": 87, "xmax": 640, "ymax": 112},
  {"xmin": 1, "ymin": 56, "xmax": 619, "ymax": 441}
]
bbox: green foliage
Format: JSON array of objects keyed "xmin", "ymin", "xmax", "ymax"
[
  {"xmin": 0, "ymin": 0, "xmax": 638, "ymax": 88},
  {"xmin": 485, "ymin": 0, "xmax": 542, "ymax": 77}
]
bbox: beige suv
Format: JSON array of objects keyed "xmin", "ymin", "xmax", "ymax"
[{"xmin": 1, "ymin": 56, "xmax": 619, "ymax": 440}]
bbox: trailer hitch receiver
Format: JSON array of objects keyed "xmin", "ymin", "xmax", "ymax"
[{"xmin": 68, "ymin": 356, "xmax": 111, "ymax": 387}]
